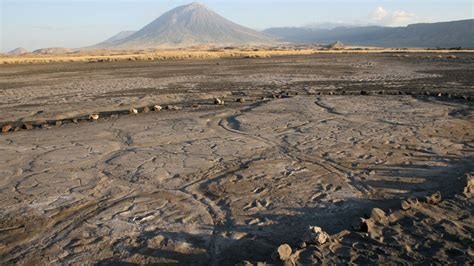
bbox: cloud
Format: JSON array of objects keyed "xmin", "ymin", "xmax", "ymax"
[
  {"xmin": 370, "ymin": 6, "xmax": 389, "ymax": 21},
  {"xmin": 370, "ymin": 6, "xmax": 416, "ymax": 26}
]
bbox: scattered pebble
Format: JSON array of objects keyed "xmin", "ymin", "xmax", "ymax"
[
  {"xmin": 89, "ymin": 114, "xmax": 99, "ymax": 120},
  {"xmin": 464, "ymin": 174, "xmax": 473, "ymax": 196},
  {"xmin": 425, "ymin": 191, "xmax": 442, "ymax": 205},
  {"xmin": 2, "ymin": 124, "xmax": 12, "ymax": 133},
  {"xmin": 236, "ymin": 98, "xmax": 246, "ymax": 103},
  {"xmin": 166, "ymin": 105, "xmax": 182, "ymax": 110},
  {"xmin": 303, "ymin": 226, "xmax": 329, "ymax": 245},
  {"xmin": 370, "ymin": 208, "xmax": 388, "ymax": 224},
  {"xmin": 274, "ymin": 244, "xmax": 292, "ymax": 261},
  {"xmin": 214, "ymin": 98, "xmax": 225, "ymax": 105},
  {"xmin": 23, "ymin": 123, "xmax": 33, "ymax": 130}
]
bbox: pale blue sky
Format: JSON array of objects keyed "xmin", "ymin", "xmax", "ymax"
[{"xmin": 1, "ymin": 0, "xmax": 473, "ymax": 52}]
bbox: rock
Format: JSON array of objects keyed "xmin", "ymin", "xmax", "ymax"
[
  {"xmin": 214, "ymin": 98, "xmax": 225, "ymax": 105},
  {"xmin": 143, "ymin": 106, "xmax": 150, "ymax": 113},
  {"xmin": 22, "ymin": 123, "xmax": 34, "ymax": 130},
  {"xmin": 401, "ymin": 197, "xmax": 420, "ymax": 210},
  {"xmin": 236, "ymin": 98, "xmax": 246, "ymax": 103},
  {"xmin": 446, "ymin": 55, "xmax": 457, "ymax": 59},
  {"xmin": 352, "ymin": 218, "xmax": 375, "ymax": 233},
  {"xmin": 129, "ymin": 108, "xmax": 138, "ymax": 114},
  {"xmin": 425, "ymin": 191, "xmax": 442, "ymax": 204},
  {"xmin": 153, "ymin": 105, "xmax": 162, "ymax": 112},
  {"xmin": 89, "ymin": 114, "xmax": 99, "ymax": 120},
  {"xmin": 401, "ymin": 200, "xmax": 411, "ymax": 210},
  {"xmin": 274, "ymin": 244, "xmax": 292, "ymax": 261},
  {"xmin": 55, "ymin": 121, "xmax": 62, "ymax": 126},
  {"xmin": 2, "ymin": 124, "xmax": 12, "ymax": 133},
  {"xmin": 166, "ymin": 105, "xmax": 182, "ymax": 111},
  {"xmin": 370, "ymin": 208, "xmax": 388, "ymax": 224},
  {"xmin": 302, "ymin": 226, "xmax": 329, "ymax": 245},
  {"xmin": 464, "ymin": 174, "xmax": 474, "ymax": 196}
]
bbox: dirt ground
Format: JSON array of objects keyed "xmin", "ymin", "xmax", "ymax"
[{"xmin": 0, "ymin": 53, "xmax": 473, "ymax": 265}]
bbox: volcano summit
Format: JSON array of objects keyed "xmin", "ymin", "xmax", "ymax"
[{"xmin": 94, "ymin": 2, "xmax": 275, "ymax": 49}]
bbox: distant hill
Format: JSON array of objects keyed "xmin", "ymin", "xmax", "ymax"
[
  {"xmin": 264, "ymin": 19, "xmax": 474, "ymax": 48},
  {"xmin": 32, "ymin": 47, "xmax": 76, "ymax": 54},
  {"xmin": 8, "ymin": 47, "xmax": 29, "ymax": 55},
  {"xmin": 93, "ymin": 2, "xmax": 275, "ymax": 49}
]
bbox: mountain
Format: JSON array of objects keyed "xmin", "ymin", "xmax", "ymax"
[
  {"xmin": 303, "ymin": 22, "xmax": 372, "ymax": 30},
  {"xmin": 7, "ymin": 47, "xmax": 29, "ymax": 55},
  {"xmin": 264, "ymin": 19, "xmax": 474, "ymax": 48},
  {"xmin": 95, "ymin": 31, "xmax": 137, "ymax": 46},
  {"xmin": 32, "ymin": 47, "xmax": 76, "ymax": 54},
  {"xmin": 94, "ymin": 2, "xmax": 275, "ymax": 49}
]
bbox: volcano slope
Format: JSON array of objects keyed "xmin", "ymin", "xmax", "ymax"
[{"xmin": 0, "ymin": 53, "xmax": 473, "ymax": 264}]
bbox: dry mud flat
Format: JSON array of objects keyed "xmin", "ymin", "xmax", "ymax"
[
  {"xmin": 1, "ymin": 53, "xmax": 474, "ymax": 264},
  {"xmin": 1, "ymin": 94, "xmax": 473, "ymax": 264}
]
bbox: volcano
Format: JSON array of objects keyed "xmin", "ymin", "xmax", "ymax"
[{"xmin": 94, "ymin": 2, "xmax": 274, "ymax": 49}]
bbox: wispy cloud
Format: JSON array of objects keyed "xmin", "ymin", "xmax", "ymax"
[{"xmin": 370, "ymin": 6, "xmax": 416, "ymax": 26}]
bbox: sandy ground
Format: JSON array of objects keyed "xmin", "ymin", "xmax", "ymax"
[{"xmin": 0, "ymin": 54, "xmax": 473, "ymax": 264}]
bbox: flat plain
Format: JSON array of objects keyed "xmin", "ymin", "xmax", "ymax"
[{"xmin": 0, "ymin": 53, "xmax": 473, "ymax": 264}]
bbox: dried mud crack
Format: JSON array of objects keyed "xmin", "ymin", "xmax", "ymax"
[{"xmin": 1, "ymin": 53, "xmax": 473, "ymax": 264}]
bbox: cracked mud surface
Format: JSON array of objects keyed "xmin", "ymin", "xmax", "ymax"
[{"xmin": 0, "ymin": 54, "xmax": 473, "ymax": 264}]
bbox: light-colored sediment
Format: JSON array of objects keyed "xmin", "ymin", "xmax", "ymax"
[{"xmin": 1, "ymin": 95, "xmax": 472, "ymax": 264}]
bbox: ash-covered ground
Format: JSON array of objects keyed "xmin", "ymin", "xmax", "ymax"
[{"xmin": 0, "ymin": 53, "xmax": 473, "ymax": 265}]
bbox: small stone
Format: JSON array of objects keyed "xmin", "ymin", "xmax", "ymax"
[
  {"xmin": 23, "ymin": 123, "xmax": 34, "ymax": 130},
  {"xmin": 89, "ymin": 114, "xmax": 99, "ymax": 120},
  {"xmin": 143, "ymin": 106, "xmax": 150, "ymax": 113},
  {"xmin": 236, "ymin": 98, "xmax": 246, "ymax": 103},
  {"xmin": 425, "ymin": 191, "xmax": 441, "ymax": 204},
  {"xmin": 371, "ymin": 208, "xmax": 388, "ymax": 224},
  {"xmin": 407, "ymin": 197, "xmax": 419, "ymax": 207},
  {"xmin": 166, "ymin": 105, "xmax": 182, "ymax": 111},
  {"xmin": 352, "ymin": 217, "xmax": 374, "ymax": 233},
  {"xmin": 2, "ymin": 124, "xmax": 12, "ymax": 133},
  {"xmin": 303, "ymin": 226, "xmax": 329, "ymax": 245},
  {"xmin": 153, "ymin": 105, "xmax": 162, "ymax": 112},
  {"xmin": 401, "ymin": 200, "xmax": 411, "ymax": 210},
  {"xmin": 360, "ymin": 90, "xmax": 369, "ymax": 95},
  {"xmin": 275, "ymin": 244, "xmax": 292, "ymax": 261},
  {"xmin": 214, "ymin": 98, "xmax": 225, "ymax": 105},
  {"xmin": 130, "ymin": 108, "xmax": 138, "ymax": 114},
  {"xmin": 55, "ymin": 120, "xmax": 62, "ymax": 126},
  {"xmin": 464, "ymin": 174, "xmax": 474, "ymax": 196},
  {"xmin": 446, "ymin": 55, "xmax": 457, "ymax": 59}
]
